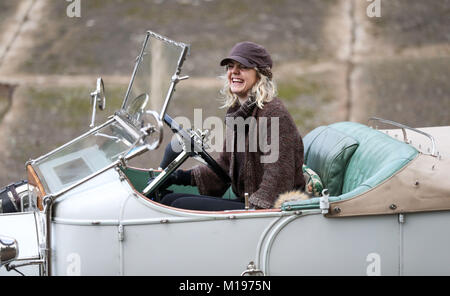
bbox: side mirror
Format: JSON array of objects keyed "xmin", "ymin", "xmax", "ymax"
[
  {"xmin": 0, "ymin": 235, "xmax": 18, "ymax": 267},
  {"xmin": 89, "ymin": 77, "xmax": 106, "ymax": 128}
]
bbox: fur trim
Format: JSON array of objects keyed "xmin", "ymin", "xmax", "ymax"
[{"xmin": 273, "ymin": 190, "xmax": 311, "ymax": 208}]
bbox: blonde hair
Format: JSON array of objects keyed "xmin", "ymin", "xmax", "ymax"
[{"xmin": 219, "ymin": 70, "xmax": 277, "ymax": 109}]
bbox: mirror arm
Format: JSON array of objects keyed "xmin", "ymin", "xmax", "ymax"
[
  {"xmin": 89, "ymin": 78, "xmax": 106, "ymax": 128},
  {"xmin": 89, "ymin": 90, "xmax": 98, "ymax": 128}
]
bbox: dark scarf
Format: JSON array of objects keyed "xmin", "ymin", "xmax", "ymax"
[
  {"xmin": 225, "ymin": 96, "xmax": 257, "ymax": 122},
  {"xmin": 223, "ymin": 96, "xmax": 258, "ymax": 200}
]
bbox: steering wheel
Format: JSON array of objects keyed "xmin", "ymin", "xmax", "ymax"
[
  {"xmin": 123, "ymin": 93, "xmax": 149, "ymax": 123},
  {"xmin": 163, "ymin": 114, "xmax": 231, "ymax": 185}
]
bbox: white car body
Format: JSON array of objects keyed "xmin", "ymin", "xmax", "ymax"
[{"xmin": 1, "ymin": 31, "xmax": 449, "ymax": 276}]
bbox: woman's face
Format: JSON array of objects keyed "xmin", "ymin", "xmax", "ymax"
[{"xmin": 226, "ymin": 61, "xmax": 259, "ymax": 99}]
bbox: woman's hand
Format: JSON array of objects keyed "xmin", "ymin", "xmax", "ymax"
[{"xmin": 152, "ymin": 169, "xmax": 192, "ymax": 190}]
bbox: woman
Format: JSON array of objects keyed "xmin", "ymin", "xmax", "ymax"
[{"xmin": 158, "ymin": 41, "xmax": 305, "ymax": 210}]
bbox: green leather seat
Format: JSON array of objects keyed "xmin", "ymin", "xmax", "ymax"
[{"xmin": 282, "ymin": 122, "xmax": 419, "ymax": 210}]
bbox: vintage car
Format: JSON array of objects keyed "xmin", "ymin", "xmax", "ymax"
[{"xmin": 1, "ymin": 31, "xmax": 449, "ymax": 276}]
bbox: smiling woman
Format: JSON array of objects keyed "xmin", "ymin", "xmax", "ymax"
[
  {"xmin": 226, "ymin": 61, "xmax": 258, "ymax": 101},
  {"xmin": 158, "ymin": 41, "xmax": 306, "ymax": 210},
  {"xmin": 220, "ymin": 41, "xmax": 277, "ymax": 109}
]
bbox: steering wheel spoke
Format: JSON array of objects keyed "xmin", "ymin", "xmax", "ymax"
[{"xmin": 163, "ymin": 114, "xmax": 231, "ymax": 184}]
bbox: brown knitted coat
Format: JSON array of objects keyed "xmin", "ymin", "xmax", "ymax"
[{"xmin": 191, "ymin": 97, "xmax": 305, "ymax": 209}]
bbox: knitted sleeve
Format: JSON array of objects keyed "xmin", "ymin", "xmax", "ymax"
[
  {"xmin": 248, "ymin": 106, "xmax": 303, "ymax": 209},
  {"xmin": 191, "ymin": 139, "xmax": 231, "ymax": 197}
]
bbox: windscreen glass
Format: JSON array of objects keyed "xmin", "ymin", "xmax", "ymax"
[
  {"xmin": 32, "ymin": 120, "xmax": 138, "ymax": 194},
  {"xmin": 122, "ymin": 32, "xmax": 186, "ymax": 124}
]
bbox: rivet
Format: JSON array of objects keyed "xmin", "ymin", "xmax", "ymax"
[
  {"xmin": 160, "ymin": 219, "xmax": 169, "ymax": 224},
  {"xmin": 334, "ymin": 207, "xmax": 341, "ymax": 214},
  {"xmin": 389, "ymin": 204, "xmax": 397, "ymax": 210},
  {"xmin": 228, "ymin": 215, "xmax": 236, "ymax": 220},
  {"xmin": 414, "ymin": 180, "xmax": 419, "ymax": 186}
]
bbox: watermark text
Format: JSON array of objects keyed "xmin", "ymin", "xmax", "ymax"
[{"xmin": 66, "ymin": 0, "xmax": 81, "ymax": 18}]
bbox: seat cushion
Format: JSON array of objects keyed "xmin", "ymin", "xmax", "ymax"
[
  {"xmin": 303, "ymin": 126, "xmax": 359, "ymax": 196},
  {"xmin": 329, "ymin": 122, "xmax": 419, "ymax": 194},
  {"xmin": 284, "ymin": 122, "xmax": 419, "ymax": 212}
]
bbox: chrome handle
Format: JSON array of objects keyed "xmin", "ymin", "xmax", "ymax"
[{"xmin": 241, "ymin": 261, "xmax": 264, "ymax": 276}]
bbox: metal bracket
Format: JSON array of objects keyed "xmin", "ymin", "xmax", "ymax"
[
  {"xmin": 241, "ymin": 261, "xmax": 264, "ymax": 276},
  {"xmin": 320, "ymin": 189, "xmax": 330, "ymax": 214},
  {"xmin": 368, "ymin": 117, "xmax": 438, "ymax": 157}
]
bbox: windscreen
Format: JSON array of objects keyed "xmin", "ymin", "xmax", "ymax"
[
  {"xmin": 32, "ymin": 120, "xmax": 139, "ymax": 194},
  {"xmin": 30, "ymin": 32, "xmax": 188, "ymax": 196},
  {"xmin": 122, "ymin": 32, "xmax": 187, "ymax": 124}
]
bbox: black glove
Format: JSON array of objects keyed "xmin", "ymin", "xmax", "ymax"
[
  {"xmin": 151, "ymin": 169, "xmax": 192, "ymax": 190},
  {"xmin": 169, "ymin": 169, "xmax": 192, "ymax": 186}
]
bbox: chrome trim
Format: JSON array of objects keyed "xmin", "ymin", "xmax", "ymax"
[
  {"xmin": 142, "ymin": 150, "xmax": 190, "ymax": 195},
  {"xmin": 51, "ymin": 210, "xmax": 309, "ymax": 226},
  {"xmin": 368, "ymin": 117, "xmax": 438, "ymax": 156},
  {"xmin": 121, "ymin": 33, "xmax": 150, "ymax": 110},
  {"xmin": 159, "ymin": 45, "xmax": 190, "ymax": 122},
  {"xmin": 262, "ymin": 215, "xmax": 300, "ymax": 275},
  {"xmin": 6, "ymin": 259, "xmax": 45, "ymax": 270},
  {"xmin": 121, "ymin": 110, "xmax": 164, "ymax": 158},
  {"xmin": 254, "ymin": 217, "xmax": 282, "ymax": 270},
  {"xmin": 255, "ymin": 210, "xmax": 320, "ymax": 275},
  {"xmin": 43, "ymin": 196, "xmax": 52, "ymax": 276},
  {"xmin": 146, "ymin": 30, "xmax": 189, "ymax": 49},
  {"xmin": 144, "ymin": 110, "xmax": 164, "ymax": 150},
  {"xmin": 119, "ymin": 30, "xmax": 190, "ymax": 122},
  {"xmin": 114, "ymin": 114, "xmax": 141, "ymax": 140},
  {"xmin": 0, "ymin": 235, "xmax": 18, "ymax": 267}
]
